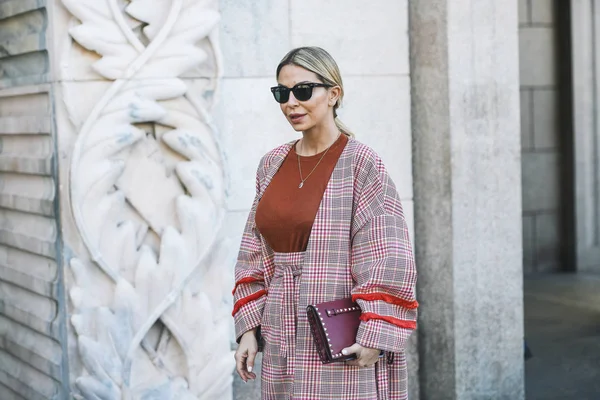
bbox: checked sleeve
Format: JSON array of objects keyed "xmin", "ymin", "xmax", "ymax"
[
  {"xmin": 350, "ymin": 151, "xmax": 418, "ymax": 353},
  {"xmin": 232, "ymin": 163, "xmax": 268, "ymax": 343}
]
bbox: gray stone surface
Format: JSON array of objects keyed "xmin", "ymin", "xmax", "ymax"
[
  {"xmin": 219, "ymin": 0, "xmax": 290, "ymax": 78},
  {"xmin": 520, "ymin": 89, "xmax": 533, "ymax": 149},
  {"xmin": 524, "ymin": 273, "xmax": 600, "ymax": 399},
  {"xmin": 522, "ymin": 215, "xmax": 535, "ymax": 273},
  {"xmin": 518, "ymin": 1, "xmax": 562, "ymax": 275},
  {"xmin": 405, "ymin": 331, "xmax": 419, "ymax": 400},
  {"xmin": 534, "ymin": 212, "xmax": 561, "ymax": 272},
  {"xmin": 410, "ymin": 1, "xmax": 524, "ymax": 399},
  {"xmin": 290, "ymin": 0, "xmax": 410, "ymax": 76},
  {"xmin": 569, "ymin": 0, "xmax": 600, "ymax": 272},
  {"xmin": 519, "ymin": 27, "xmax": 556, "ymax": 86},
  {"xmin": 0, "ymin": 4, "xmax": 69, "ymax": 398},
  {"xmin": 0, "ymin": 6, "xmax": 49, "ymax": 88},
  {"xmin": 518, "ymin": 0, "xmax": 529, "ymax": 24},
  {"xmin": 532, "ymin": 89, "xmax": 559, "ymax": 149},
  {"xmin": 342, "ymin": 75, "xmax": 413, "ymax": 199},
  {"xmin": 521, "ymin": 152, "xmax": 560, "ymax": 212},
  {"xmin": 531, "ymin": 0, "xmax": 554, "ymax": 24},
  {"xmin": 0, "ymin": 0, "xmax": 45, "ymax": 20},
  {"xmin": 0, "ymin": 8, "xmax": 46, "ymax": 57}
]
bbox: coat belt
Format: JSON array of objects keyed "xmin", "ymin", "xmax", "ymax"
[{"xmin": 273, "ymin": 264, "xmax": 301, "ymax": 375}]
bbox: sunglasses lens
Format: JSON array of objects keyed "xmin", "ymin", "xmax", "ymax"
[
  {"xmin": 272, "ymin": 88, "xmax": 289, "ymax": 103},
  {"xmin": 293, "ymin": 85, "xmax": 313, "ymax": 101}
]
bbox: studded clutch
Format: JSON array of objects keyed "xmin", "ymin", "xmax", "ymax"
[{"xmin": 306, "ymin": 297, "xmax": 362, "ymax": 364}]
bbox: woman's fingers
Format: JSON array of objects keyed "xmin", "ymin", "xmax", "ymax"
[
  {"xmin": 234, "ymin": 347, "xmax": 258, "ymax": 382},
  {"xmin": 244, "ymin": 348, "xmax": 258, "ymax": 381},
  {"xmin": 246, "ymin": 347, "xmax": 257, "ymax": 374},
  {"xmin": 341, "ymin": 343, "xmax": 362, "ymax": 357},
  {"xmin": 343, "ymin": 343, "xmax": 363, "ymax": 367},
  {"xmin": 344, "ymin": 343, "xmax": 381, "ymax": 367},
  {"xmin": 234, "ymin": 349, "xmax": 249, "ymax": 381},
  {"xmin": 235, "ymin": 330, "xmax": 259, "ymax": 382}
]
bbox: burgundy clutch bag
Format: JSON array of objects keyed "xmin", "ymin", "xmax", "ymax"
[{"xmin": 306, "ymin": 297, "xmax": 362, "ymax": 364}]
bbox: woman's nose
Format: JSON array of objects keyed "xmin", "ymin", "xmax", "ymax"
[{"xmin": 287, "ymin": 91, "xmax": 299, "ymax": 105}]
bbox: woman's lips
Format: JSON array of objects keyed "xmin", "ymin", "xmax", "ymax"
[{"xmin": 289, "ymin": 114, "xmax": 306, "ymax": 124}]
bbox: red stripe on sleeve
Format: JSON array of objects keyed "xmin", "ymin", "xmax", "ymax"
[
  {"xmin": 360, "ymin": 312, "xmax": 417, "ymax": 330},
  {"xmin": 232, "ymin": 276, "xmax": 263, "ymax": 295},
  {"xmin": 231, "ymin": 289, "xmax": 267, "ymax": 316},
  {"xmin": 352, "ymin": 293, "xmax": 419, "ymax": 309}
]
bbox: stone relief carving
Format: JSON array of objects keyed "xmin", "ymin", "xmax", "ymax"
[{"xmin": 61, "ymin": 0, "xmax": 233, "ymax": 398}]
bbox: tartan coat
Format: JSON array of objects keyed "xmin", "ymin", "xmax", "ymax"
[{"xmin": 232, "ymin": 138, "xmax": 418, "ymax": 400}]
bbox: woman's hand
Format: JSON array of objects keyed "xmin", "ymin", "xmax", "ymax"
[
  {"xmin": 234, "ymin": 329, "xmax": 259, "ymax": 382},
  {"xmin": 342, "ymin": 343, "xmax": 381, "ymax": 368}
]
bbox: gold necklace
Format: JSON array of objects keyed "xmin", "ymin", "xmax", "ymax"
[{"xmin": 296, "ymin": 132, "xmax": 341, "ymax": 188}]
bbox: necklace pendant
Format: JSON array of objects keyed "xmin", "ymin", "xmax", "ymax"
[{"xmin": 299, "ymin": 181, "xmax": 304, "ymax": 188}]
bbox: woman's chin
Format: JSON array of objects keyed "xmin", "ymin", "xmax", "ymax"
[{"xmin": 289, "ymin": 123, "xmax": 306, "ymax": 132}]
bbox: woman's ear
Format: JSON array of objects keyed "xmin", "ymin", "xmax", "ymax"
[{"xmin": 329, "ymin": 86, "xmax": 341, "ymax": 107}]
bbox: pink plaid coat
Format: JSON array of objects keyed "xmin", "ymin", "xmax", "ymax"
[{"xmin": 232, "ymin": 138, "xmax": 418, "ymax": 400}]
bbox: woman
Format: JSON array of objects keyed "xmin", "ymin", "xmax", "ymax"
[{"xmin": 232, "ymin": 47, "xmax": 418, "ymax": 400}]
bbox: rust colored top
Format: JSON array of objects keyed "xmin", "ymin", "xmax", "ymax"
[{"xmin": 255, "ymin": 134, "xmax": 348, "ymax": 253}]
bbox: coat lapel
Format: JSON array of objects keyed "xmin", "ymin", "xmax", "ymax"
[
  {"xmin": 259, "ymin": 143, "xmax": 293, "ymax": 199},
  {"xmin": 300, "ymin": 138, "xmax": 356, "ymax": 305}
]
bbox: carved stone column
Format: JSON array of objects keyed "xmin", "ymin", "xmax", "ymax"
[{"xmin": 50, "ymin": 0, "xmax": 235, "ymax": 398}]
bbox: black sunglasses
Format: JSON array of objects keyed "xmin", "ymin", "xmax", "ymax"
[{"xmin": 270, "ymin": 82, "xmax": 332, "ymax": 103}]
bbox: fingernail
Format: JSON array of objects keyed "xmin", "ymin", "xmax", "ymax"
[{"xmin": 248, "ymin": 366, "xmax": 253, "ymax": 373}]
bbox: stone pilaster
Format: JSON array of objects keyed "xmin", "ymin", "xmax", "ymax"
[{"xmin": 409, "ymin": 1, "xmax": 525, "ymax": 399}]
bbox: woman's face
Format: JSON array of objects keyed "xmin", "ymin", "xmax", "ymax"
[{"xmin": 276, "ymin": 64, "xmax": 338, "ymax": 133}]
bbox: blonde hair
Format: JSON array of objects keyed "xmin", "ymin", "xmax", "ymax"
[{"xmin": 276, "ymin": 47, "xmax": 354, "ymax": 137}]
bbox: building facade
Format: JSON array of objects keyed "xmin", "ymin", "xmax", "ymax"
[{"xmin": 2, "ymin": 0, "xmax": 594, "ymax": 399}]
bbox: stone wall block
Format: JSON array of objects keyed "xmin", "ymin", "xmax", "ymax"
[
  {"xmin": 531, "ymin": 0, "xmax": 554, "ymax": 24},
  {"xmin": 343, "ymin": 75, "xmax": 413, "ymax": 198},
  {"xmin": 290, "ymin": 0, "xmax": 409, "ymax": 76},
  {"xmin": 521, "ymin": 152, "xmax": 560, "ymax": 212},
  {"xmin": 520, "ymin": 89, "xmax": 533, "ymax": 149},
  {"xmin": 519, "ymin": 0, "xmax": 530, "ymax": 24},
  {"xmin": 519, "ymin": 27, "xmax": 556, "ymax": 86},
  {"xmin": 219, "ymin": 0, "xmax": 290, "ymax": 78},
  {"xmin": 532, "ymin": 89, "xmax": 559, "ymax": 149},
  {"xmin": 0, "ymin": 5, "xmax": 49, "ymax": 89}
]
